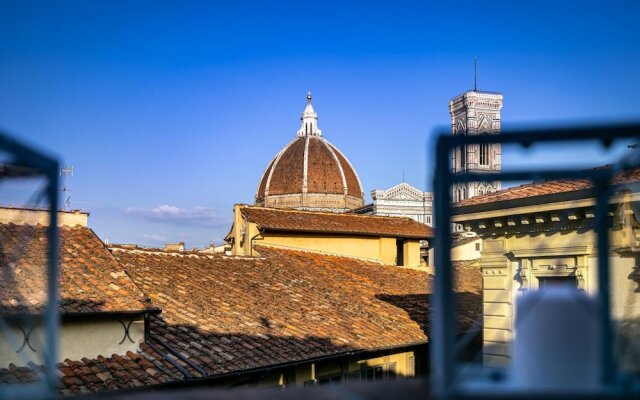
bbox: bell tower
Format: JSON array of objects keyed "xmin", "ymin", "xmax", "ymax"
[{"xmin": 449, "ymin": 87, "xmax": 503, "ymax": 202}]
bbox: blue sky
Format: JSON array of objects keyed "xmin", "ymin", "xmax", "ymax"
[{"xmin": 1, "ymin": 1, "xmax": 639, "ymax": 247}]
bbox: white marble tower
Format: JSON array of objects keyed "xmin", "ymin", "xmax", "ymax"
[{"xmin": 449, "ymin": 88, "xmax": 503, "ymax": 202}]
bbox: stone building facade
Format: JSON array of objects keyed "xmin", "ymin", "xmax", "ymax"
[
  {"xmin": 355, "ymin": 182, "xmax": 433, "ymax": 227},
  {"xmin": 452, "ymin": 169, "xmax": 640, "ymax": 371},
  {"xmin": 450, "ymin": 90, "xmax": 503, "ymax": 202},
  {"xmin": 226, "ymin": 204, "xmax": 433, "ymax": 267},
  {"xmin": 255, "ymin": 93, "xmax": 364, "ymax": 212}
]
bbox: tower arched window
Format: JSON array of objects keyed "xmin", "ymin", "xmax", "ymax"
[{"xmin": 479, "ymin": 142, "xmax": 489, "ymax": 166}]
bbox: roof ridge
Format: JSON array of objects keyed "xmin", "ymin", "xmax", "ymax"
[
  {"xmin": 242, "ymin": 204, "xmax": 421, "ymax": 222},
  {"xmin": 454, "ymin": 165, "xmax": 640, "ymax": 208},
  {"xmin": 109, "ymin": 246, "xmax": 216, "ymax": 258},
  {"xmin": 90, "ymin": 227, "xmax": 155, "ymax": 310}
]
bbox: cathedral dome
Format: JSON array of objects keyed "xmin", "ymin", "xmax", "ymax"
[{"xmin": 255, "ymin": 93, "xmax": 364, "ymax": 212}]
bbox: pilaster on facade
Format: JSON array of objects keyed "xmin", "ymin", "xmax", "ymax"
[
  {"xmin": 363, "ymin": 182, "xmax": 434, "ymax": 226},
  {"xmin": 479, "ymin": 238, "xmax": 512, "ymax": 367}
]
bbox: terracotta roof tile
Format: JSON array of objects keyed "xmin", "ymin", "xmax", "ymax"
[
  {"xmin": 0, "ymin": 224, "xmax": 154, "ymax": 315},
  {"xmin": 241, "ymin": 206, "xmax": 434, "ymax": 239},
  {"xmin": 306, "ymin": 137, "xmax": 343, "ymax": 194},
  {"xmin": 2, "ymin": 237, "xmax": 478, "ymax": 396},
  {"xmin": 0, "ymin": 343, "xmax": 189, "ymax": 395},
  {"xmin": 111, "ymin": 245, "xmax": 480, "ymax": 376},
  {"xmin": 454, "ymin": 167, "xmax": 640, "ymax": 208},
  {"xmin": 266, "ymin": 137, "xmax": 306, "ymax": 196},
  {"xmin": 257, "ymin": 136, "xmax": 364, "ymax": 201},
  {"xmin": 328, "ymin": 141, "xmax": 363, "ymax": 197}
]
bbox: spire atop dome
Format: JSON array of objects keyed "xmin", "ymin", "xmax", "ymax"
[{"xmin": 297, "ymin": 91, "xmax": 322, "ymax": 137}]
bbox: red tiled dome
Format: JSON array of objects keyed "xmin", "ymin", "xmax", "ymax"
[{"xmin": 255, "ymin": 94, "xmax": 364, "ymax": 212}]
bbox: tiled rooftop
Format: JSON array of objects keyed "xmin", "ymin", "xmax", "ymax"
[
  {"xmin": 0, "ymin": 343, "xmax": 192, "ymax": 396},
  {"xmin": 240, "ymin": 206, "xmax": 434, "ymax": 239},
  {"xmin": 453, "ymin": 167, "xmax": 640, "ymax": 208},
  {"xmin": 0, "ymin": 224, "xmax": 154, "ymax": 315},
  {"xmin": 1, "ymin": 236, "xmax": 479, "ymax": 396},
  {"xmin": 112, "ymin": 245, "xmax": 480, "ymax": 376}
]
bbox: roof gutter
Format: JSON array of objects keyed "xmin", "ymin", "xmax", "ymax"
[
  {"xmin": 2, "ymin": 309, "xmax": 161, "ymax": 323},
  {"xmin": 61, "ymin": 309, "xmax": 161, "ymax": 320},
  {"xmin": 452, "ymin": 182, "xmax": 640, "ymax": 218},
  {"xmin": 264, "ymin": 227, "xmax": 431, "ymax": 240}
]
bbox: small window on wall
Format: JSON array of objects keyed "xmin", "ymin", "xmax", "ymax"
[
  {"xmin": 360, "ymin": 363, "xmax": 397, "ymax": 381},
  {"xmin": 318, "ymin": 375, "xmax": 342, "ymax": 386},
  {"xmin": 396, "ymin": 239, "xmax": 405, "ymax": 266},
  {"xmin": 475, "ymin": 242, "xmax": 481, "ymax": 251},
  {"xmin": 538, "ymin": 276, "xmax": 577, "ymax": 289},
  {"xmin": 364, "ymin": 366, "xmax": 384, "ymax": 382}
]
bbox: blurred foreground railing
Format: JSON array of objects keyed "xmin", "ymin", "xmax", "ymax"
[
  {"xmin": 432, "ymin": 123, "xmax": 640, "ymax": 399},
  {"xmin": 0, "ymin": 131, "xmax": 59, "ymax": 399}
]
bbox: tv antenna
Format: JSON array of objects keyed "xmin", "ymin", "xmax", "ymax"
[{"xmin": 60, "ymin": 165, "xmax": 73, "ymax": 210}]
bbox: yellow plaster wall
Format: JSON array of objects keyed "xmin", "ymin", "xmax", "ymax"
[
  {"xmin": 379, "ymin": 237, "xmax": 397, "ymax": 265},
  {"xmin": 223, "ymin": 349, "xmax": 417, "ymax": 388},
  {"xmin": 261, "ymin": 233, "xmax": 382, "ymax": 261},
  {"xmin": 0, "ymin": 207, "xmax": 88, "ymax": 227},
  {"xmin": 451, "ymin": 238, "xmax": 482, "ymax": 261},
  {"xmin": 260, "ymin": 233, "xmax": 422, "ymax": 266},
  {"xmin": 290, "ymin": 350, "xmax": 416, "ymax": 387},
  {"xmin": 228, "ymin": 206, "xmax": 423, "ymax": 265},
  {"xmin": 357, "ymin": 351, "xmax": 415, "ymax": 377},
  {"xmin": 403, "ymin": 240, "xmax": 421, "ymax": 267}
]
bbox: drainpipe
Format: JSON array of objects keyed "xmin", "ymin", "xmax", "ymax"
[
  {"xmin": 143, "ymin": 312, "xmax": 150, "ymax": 342},
  {"xmin": 249, "ymin": 228, "xmax": 265, "ymax": 256},
  {"xmin": 145, "ymin": 341, "xmax": 192, "ymax": 379}
]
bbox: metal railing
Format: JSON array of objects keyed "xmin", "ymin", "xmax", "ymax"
[
  {"xmin": 0, "ymin": 131, "xmax": 59, "ymax": 399},
  {"xmin": 431, "ymin": 123, "xmax": 640, "ymax": 399}
]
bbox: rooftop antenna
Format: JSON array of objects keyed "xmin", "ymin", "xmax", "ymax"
[
  {"xmin": 474, "ymin": 57, "xmax": 477, "ymax": 92},
  {"xmin": 402, "ymin": 169, "xmax": 405, "ymax": 183},
  {"xmin": 60, "ymin": 165, "xmax": 73, "ymax": 210}
]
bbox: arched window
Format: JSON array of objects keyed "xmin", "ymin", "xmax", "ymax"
[{"xmin": 479, "ymin": 143, "xmax": 490, "ymax": 166}]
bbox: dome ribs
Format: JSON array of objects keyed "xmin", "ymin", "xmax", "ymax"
[
  {"xmin": 256, "ymin": 158, "xmax": 276, "ymax": 200},
  {"xmin": 267, "ymin": 137, "xmax": 306, "ymax": 196},
  {"xmin": 255, "ymin": 95, "xmax": 365, "ymax": 211},
  {"xmin": 326, "ymin": 142, "xmax": 363, "ymax": 198},
  {"xmin": 307, "ymin": 137, "xmax": 343, "ymax": 195}
]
